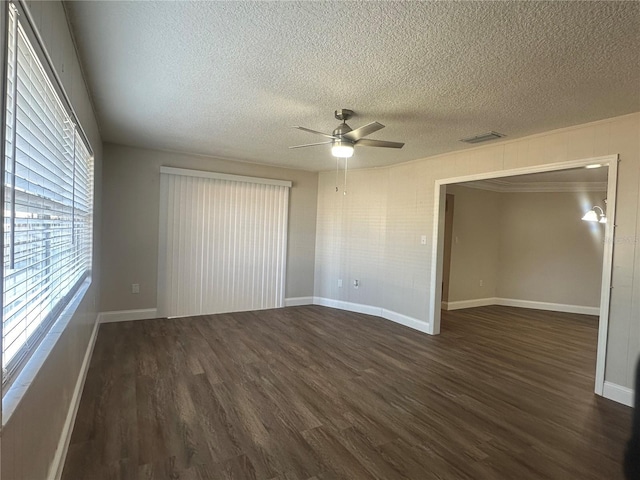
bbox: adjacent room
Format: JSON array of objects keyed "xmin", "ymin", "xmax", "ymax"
[
  {"xmin": 0, "ymin": 1, "xmax": 639, "ymax": 479},
  {"xmin": 440, "ymin": 166, "xmax": 610, "ymax": 399},
  {"xmin": 443, "ymin": 168, "xmax": 609, "ymax": 314}
]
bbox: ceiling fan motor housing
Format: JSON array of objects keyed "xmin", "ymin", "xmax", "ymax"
[{"xmin": 332, "ymin": 123, "xmax": 353, "ymax": 138}]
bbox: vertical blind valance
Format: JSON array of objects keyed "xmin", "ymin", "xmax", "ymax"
[{"xmin": 158, "ymin": 168, "xmax": 290, "ymax": 318}]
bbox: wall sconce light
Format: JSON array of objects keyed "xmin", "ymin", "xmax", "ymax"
[{"xmin": 582, "ymin": 205, "xmax": 607, "ymax": 224}]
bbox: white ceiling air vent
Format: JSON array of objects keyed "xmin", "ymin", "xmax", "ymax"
[{"xmin": 460, "ymin": 131, "xmax": 506, "ymax": 144}]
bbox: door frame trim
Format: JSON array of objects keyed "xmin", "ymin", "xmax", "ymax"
[{"xmin": 428, "ymin": 154, "xmax": 619, "ymax": 396}]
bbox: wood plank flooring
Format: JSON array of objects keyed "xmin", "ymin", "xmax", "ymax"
[{"xmin": 62, "ymin": 305, "xmax": 633, "ymax": 479}]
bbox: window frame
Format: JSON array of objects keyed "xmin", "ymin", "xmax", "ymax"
[{"xmin": 0, "ymin": 0, "xmax": 95, "ymax": 394}]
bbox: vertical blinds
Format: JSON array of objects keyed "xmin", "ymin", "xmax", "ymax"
[
  {"xmin": 2, "ymin": 5, "xmax": 94, "ymax": 378},
  {"xmin": 158, "ymin": 169, "xmax": 289, "ymax": 318}
]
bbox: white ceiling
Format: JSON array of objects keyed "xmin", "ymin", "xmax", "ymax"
[{"xmin": 64, "ymin": 1, "xmax": 640, "ymax": 171}]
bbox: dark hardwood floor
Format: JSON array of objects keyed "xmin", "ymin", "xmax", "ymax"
[{"xmin": 62, "ymin": 305, "xmax": 632, "ymax": 480}]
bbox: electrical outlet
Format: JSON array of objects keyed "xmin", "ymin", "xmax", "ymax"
[
  {"xmin": 479, "ymin": 280, "xmax": 484, "ymax": 287},
  {"xmin": 353, "ymin": 279, "xmax": 360, "ymax": 289},
  {"xmin": 338, "ymin": 279, "xmax": 343, "ymax": 288},
  {"xmin": 420, "ymin": 235, "xmax": 427, "ymax": 245},
  {"xmin": 132, "ymin": 283, "xmax": 140, "ymax": 294}
]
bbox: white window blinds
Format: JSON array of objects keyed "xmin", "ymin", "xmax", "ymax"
[
  {"xmin": 158, "ymin": 168, "xmax": 290, "ymax": 318},
  {"xmin": 2, "ymin": 4, "xmax": 94, "ymax": 380}
]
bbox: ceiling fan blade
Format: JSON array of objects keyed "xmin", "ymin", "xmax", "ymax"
[
  {"xmin": 355, "ymin": 138, "xmax": 404, "ymax": 149},
  {"xmin": 289, "ymin": 141, "xmax": 333, "ymax": 149},
  {"xmin": 343, "ymin": 122, "xmax": 385, "ymax": 141},
  {"xmin": 292, "ymin": 126, "xmax": 336, "ymax": 139}
]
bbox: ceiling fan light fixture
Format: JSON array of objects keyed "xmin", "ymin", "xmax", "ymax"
[
  {"xmin": 331, "ymin": 141, "xmax": 354, "ymax": 158},
  {"xmin": 290, "ymin": 109, "xmax": 403, "ymax": 159}
]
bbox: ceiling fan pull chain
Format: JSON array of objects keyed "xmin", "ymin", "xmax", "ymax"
[{"xmin": 344, "ymin": 157, "xmax": 348, "ymax": 195}]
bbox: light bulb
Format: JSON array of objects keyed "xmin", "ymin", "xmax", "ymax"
[
  {"xmin": 331, "ymin": 141, "xmax": 354, "ymax": 158},
  {"xmin": 582, "ymin": 210, "xmax": 599, "ymax": 222}
]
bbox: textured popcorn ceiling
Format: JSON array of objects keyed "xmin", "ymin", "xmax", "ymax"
[{"xmin": 64, "ymin": 1, "xmax": 640, "ymax": 171}]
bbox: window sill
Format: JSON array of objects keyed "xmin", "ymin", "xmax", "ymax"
[{"xmin": 2, "ymin": 278, "xmax": 93, "ymax": 427}]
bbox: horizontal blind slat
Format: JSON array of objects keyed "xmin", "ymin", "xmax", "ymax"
[{"xmin": 1, "ymin": 14, "xmax": 94, "ymax": 381}]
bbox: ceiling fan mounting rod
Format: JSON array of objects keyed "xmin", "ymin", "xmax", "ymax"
[{"xmin": 334, "ymin": 109, "xmax": 354, "ymax": 123}]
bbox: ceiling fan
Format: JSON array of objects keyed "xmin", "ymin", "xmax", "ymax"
[{"xmin": 290, "ymin": 109, "xmax": 404, "ymax": 158}]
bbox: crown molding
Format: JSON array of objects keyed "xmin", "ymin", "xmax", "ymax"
[{"xmin": 458, "ymin": 180, "xmax": 608, "ymax": 193}]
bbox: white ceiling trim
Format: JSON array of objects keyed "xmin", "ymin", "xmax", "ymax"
[{"xmin": 459, "ymin": 180, "xmax": 608, "ymax": 193}]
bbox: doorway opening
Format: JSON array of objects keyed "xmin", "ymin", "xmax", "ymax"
[
  {"xmin": 428, "ymin": 154, "xmax": 619, "ymax": 396},
  {"xmin": 441, "ymin": 194, "xmax": 455, "ymax": 304}
]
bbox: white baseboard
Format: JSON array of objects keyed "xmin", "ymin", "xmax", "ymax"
[
  {"xmin": 382, "ymin": 308, "xmax": 430, "ymax": 334},
  {"xmin": 313, "ymin": 297, "xmax": 382, "ymax": 317},
  {"xmin": 603, "ymin": 381, "xmax": 634, "ymax": 407},
  {"xmin": 99, "ymin": 308, "xmax": 158, "ymax": 323},
  {"xmin": 442, "ymin": 297, "xmax": 599, "ymax": 316},
  {"xmin": 284, "ymin": 296, "xmax": 314, "ymax": 307},
  {"xmin": 495, "ymin": 298, "xmax": 600, "ymax": 316},
  {"xmin": 50, "ymin": 314, "xmax": 101, "ymax": 480},
  {"xmin": 312, "ymin": 297, "xmax": 430, "ymax": 334},
  {"xmin": 442, "ymin": 298, "xmax": 497, "ymax": 310}
]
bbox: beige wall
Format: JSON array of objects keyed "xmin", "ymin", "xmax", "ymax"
[
  {"xmin": 445, "ymin": 185, "xmax": 501, "ymax": 302},
  {"xmin": 315, "ymin": 112, "xmax": 640, "ymax": 389},
  {"xmin": 497, "ymin": 191, "xmax": 605, "ymax": 307},
  {"xmin": 100, "ymin": 143, "xmax": 318, "ymax": 312},
  {"xmin": 314, "ymin": 169, "xmax": 388, "ymax": 307},
  {"xmin": 445, "ymin": 186, "xmax": 605, "ymax": 307},
  {"xmin": 2, "ymin": 2, "xmax": 103, "ymax": 479}
]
